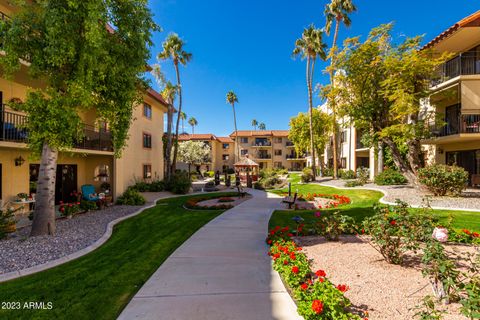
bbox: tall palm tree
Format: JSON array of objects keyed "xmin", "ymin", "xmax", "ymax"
[
  {"xmin": 258, "ymin": 122, "xmax": 266, "ymax": 130},
  {"xmin": 226, "ymin": 91, "xmax": 240, "ymax": 162},
  {"xmin": 251, "ymin": 119, "xmax": 258, "ymax": 131},
  {"xmin": 293, "ymin": 24, "xmax": 327, "ymax": 180},
  {"xmin": 158, "ymin": 33, "xmax": 192, "ymax": 173},
  {"xmin": 161, "ymin": 81, "xmax": 178, "ymax": 181},
  {"xmin": 188, "ymin": 116, "xmax": 198, "ymax": 134},
  {"xmin": 179, "ymin": 111, "xmax": 187, "ymax": 133},
  {"xmin": 325, "ymin": 0, "xmax": 356, "ymax": 179}
]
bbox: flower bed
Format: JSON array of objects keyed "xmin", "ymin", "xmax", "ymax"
[
  {"xmin": 266, "ymin": 226, "xmax": 367, "ymax": 320},
  {"xmin": 281, "ymin": 192, "xmax": 351, "ymax": 209},
  {"xmin": 184, "ymin": 196, "xmax": 235, "ymax": 210}
]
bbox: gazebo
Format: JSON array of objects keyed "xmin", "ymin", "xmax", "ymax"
[{"xmin": 234, "ymin": 156, "xmax": 259, "ymax": 184}]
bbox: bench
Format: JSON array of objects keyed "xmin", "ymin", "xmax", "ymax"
[
  {"xmin": 237, "ymin": 185, "xmax": 247, "ymax": 198},
  {"xmin": 282, "ymin": 192, "xmax": 298, "ymax": 209}
]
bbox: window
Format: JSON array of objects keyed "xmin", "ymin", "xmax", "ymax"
[
  {"xmin": 340, "ymin": 157, "xmax": 347, "ymax": 169},
  {"xmin": 274, "ymin": 137, "xmax": 282, "ymax": 144},
  {"xmin": 143, "ymin": 103, "xmax": 152, "ymax": 119},
  {"xmin": 143, "ymin": 164, "xmax": 152, "ymax": 179},
  {"xmin": 274, "ymin": 149, "xmax": 282, "ymax": 156},
  {"xmin": 222, "ymin": 154, "xmax": 229, "ymax": 160},
  {"xmin": 340, "ymin": 131, "xmax": 347, "ymax": 143},
  {"xmin": 143, "ymin": 133, "xmax": 152, "ymax": 148},
  {"xmin": 240, "ymin": 137, "xmax": 249, "ymax": 144},
  {"xmin": 274, "ymin": 162, "xmax": 283, "ymax": 168},
  {"xmin": 222, "ymin": 143, "xmax": 230, "ymax": 149},
  {"xmin": 241, "ymin": 149, "xmax": 248, "ymax": 156}
]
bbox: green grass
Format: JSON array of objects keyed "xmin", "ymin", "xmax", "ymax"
[
  {"xmin": 269, "ymin": 174, "xmax": 480, "ymax": 232},
  {"xmin": 0, "ymin": 192, "xmax": 236, "ymax": 320}
]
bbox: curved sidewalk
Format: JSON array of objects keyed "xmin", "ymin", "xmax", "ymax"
[{"xmin": 118, "ymin": 189, "xmax": 301, "ymax": 320}]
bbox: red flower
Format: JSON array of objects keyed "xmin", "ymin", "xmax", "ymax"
[
  {"xmin": 267, "ymin": 240, "xmax": 272, "ymax": 245},
  {"xmin": 273, "ymin": 253, "xmax": 280, "ymax": 260},
  {"xmin": 287, "ymin": 233, "xmax": 293, "ymax": 237},
  {"xmin": 270, "ymin": 230, "xmax": 275, "ymax": 235},
  {"xmin": 283, "ymin": 260, "xmax": 289, "ymax": 265},
  {"xmin": 361, "ymin": 229, "xmax": 365, "ymax": 234},
  {"xmin": 315, "ymin": 269, "xmax": 326, "ymax": 278},
  {"xmin": 463, "ymin": 229, "xmax": 471, "ymax": 235},
  {"xmin": 337, "ymin": 284, "xmax": 350, "ymax": 292},
  {"xmin": 311, "ymin": 300, "xmax": 324, "ymax": 314},
  {"xmin": 289, "ymin": 253, "xmax": 296, "ymax": 260},
  {"xmin": 473, "ymin": 232, "xmax": 479, "ymax": 238},
  {"xmin": 296, "ymin": 247, "xmax": 302, "ymax": 251},
  {"xmin": 300, "ymin": 283, "xmax": 308, "ymax": 290},
  {"xmin": 292, "ymin": 266, "xmax": 299, "ymax": 274},
  {"xmin": 390, "ymin": 220, "xmax": 396, "ymax": 226},
  {"xmin": 281, "ymin": 226, "xmax": 289, "ymax": 232},
  {"xmin": 318, "ymin": 277, "xmax": 325, "ymax": 283}
]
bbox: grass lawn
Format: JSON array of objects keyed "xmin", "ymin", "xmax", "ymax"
[
  {"xmin": 269, "ymin": 174, "xmax": 480, "ymax": 232},
  {"xmin": 0, "ymin": 192, "xmax": 236, "ymax": 320}
]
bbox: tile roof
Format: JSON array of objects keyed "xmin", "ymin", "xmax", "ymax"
[
  {"xmin": 422, "ymin": 10, "xmax": 480, "ymax": 50},
  {"xmin": 229, "ymin": 130, "xmax": 289, "ymax": 137},
  {"xmin": 146, "ymin": 88, "xmax": 167, "ymax": 106},
  {"xmin": 216, "ymin": 136, "xmax": 234, "ymax": 143},
  {"xmin": 177, "ymin": 133, "xmax": 217, "ymax": 141}
]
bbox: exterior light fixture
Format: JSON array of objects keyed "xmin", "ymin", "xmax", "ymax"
[{"xmin": 14, "ymin": 155, "xmax": 25, "ymax": 167}]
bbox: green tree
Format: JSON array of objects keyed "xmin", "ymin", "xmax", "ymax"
[
  {"xmin": 226, "ymin": 91, "xmax": 240, "ymax": 161},
  {"xmin": 0, "ymin": 0, "xmax": 157, "ymax": 236},
  {"xmin": 180, "ymin": 111, "xmax": 187, "ymax": 133},
  {"xmin": 335, "ymin": 24, "xmax": 450, "ymax": 184},
  {"xmin": 258, "ymin": 122, "xmax": 266, "ymax": 130},
  {"xmin": 251, "ymin": 119, "xmax": 258, "ymax": 131},
  {"xmin": 188, "ymin": 116, "xmax": 198, "ymax": 134},
  {"xmin": 288, "ymin": 109, "xmax": 332, "ymax": 167},
  {"xmin": 177, "ymin": 140, "xmax": 211, "ymax": 176},
  {"xmin": 293, "ymin": 25, "xmax": 327, "ymax": 179},
  {"xmin": 324, "ymin": 0, "xmax": 356, "ymax": 179},
  {"xmin": 158, "ymin": 33, "xmax": 192, "ymax": 173}
]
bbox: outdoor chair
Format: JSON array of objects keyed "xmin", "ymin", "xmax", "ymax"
[
  {"xmin": 81, "ymin": 184, "xmax": 99, "ymax": 202},
  {"xmin": 282, "ymin": 192, "xmax": 298, "ymax": 209}
]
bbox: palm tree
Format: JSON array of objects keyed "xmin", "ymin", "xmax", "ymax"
[
  {"xmin": 251, "ymin": 119, "xmax": 258, "ymax": 131},
  {"xmin": 158, "ymin": 33, "xmax": 192, "ymax": 173},
  {"xmin": 179, "ymin": 111, "xmax": 187, "ymax": 133},
  {"xmin": 258, "ymin": 122, "xmax": 266, "ymax": 130},
  {"xmin": 160, "ymin": 81, "xmax": 178, "ymax": 181},
  {"xmin": 188, "ymin": 116, "xmax": 198, "ymax": 134},
  {"xmin": 226, "ymin": 91, "xmax": 240, "ymax": 162},
  {"xmin": 293, "ymin": 24, "xmax": 327, "ymax": 180},
  {"xmin": 325, "ymin": 0, "xmax": 356, "ymax": 179}
]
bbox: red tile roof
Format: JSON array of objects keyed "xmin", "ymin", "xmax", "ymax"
[
  {"xmin": 216, "ymin": 136, "xmax": 234, "ymax": 143},
  {"xmin": 422, "ymin": 10, "xmax": 480, "ymax": 50},
  {"xmin": 178, "ymin": 133, "xmax": 217, "ymax": 141},
  {"xmin": 146, "ymin": 88, "xmax": 167, "ymax": 106}
]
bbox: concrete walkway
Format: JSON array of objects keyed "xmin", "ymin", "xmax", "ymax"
[{"xmin": 118, "ymin": 189, "xmax": 301, "ymax": 320}]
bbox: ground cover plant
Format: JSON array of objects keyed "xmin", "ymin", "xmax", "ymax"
[{"xmin": 0, "ymin": 193, "xmax": 231, "ymax": 320}]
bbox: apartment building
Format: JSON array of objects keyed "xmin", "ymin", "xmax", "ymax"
[
  {"xmin": 230, "ymin": 130, "xmax": 307, "ymax": 171},
  {"xmin": 422, "ymin": 10, "xmax": 480, "ymax": 186},
  {"xmin": 176, "ymin": 134, "xmax": 235, "ymax": 173},
  {"xmin": 0, "ymin": 2, "xmax": 167, "ymax": 207}
]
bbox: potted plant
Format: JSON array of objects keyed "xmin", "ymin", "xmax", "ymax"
[
  {"xmin": 100, "ymin": 182, "xmax": 111, "ymax": 194},
  {"xmin": 16, "ymin": 192, "xmax": 29, "ymax": 202}
]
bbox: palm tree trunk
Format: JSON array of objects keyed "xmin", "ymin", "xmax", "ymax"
[
  {"xmin": 165, "ymin": 104, "xmax": 174, "ymax": 181},
  {"xmin": 307, "ymin": 56, "xmax": 317, "ymax": 179},
  {"xmin": 232, "ymin": 103, "xmax": 239, "ymax": 162},
  {"xmin": 171, "ymin": 62, "xmax": 182, "ymax": 173},
  {"xmin": 30, "ymin": 142, "xmax": 58, "ymax": 236},
  {"xmin": 329, "ymin": 19, "xmax": 341, "ymax": 179}
]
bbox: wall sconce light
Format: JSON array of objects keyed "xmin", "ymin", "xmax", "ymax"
[
  {"xmin": 438, "ymin": 148, "xmax": 444, "ymax": 154},
  {"xmin": 14, "ymin": 156, "xmax": 25, "ymax": 167}
]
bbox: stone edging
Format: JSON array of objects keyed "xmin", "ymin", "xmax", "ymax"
[
  {"xmin": 0, "ymin": 195, "xmax": 174, "ymax": 284},
  {"xmin": 315, "ymin": 182, "xmax": 480, "ymax": 213}
]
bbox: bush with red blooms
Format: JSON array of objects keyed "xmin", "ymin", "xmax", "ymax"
[
  {"xmin": 314, "ymin": 211, "xmax": 356, "ymax": 241},
  {"xmin": 449, "ymin": 228, "xmax": 480, "ymax": 245},
  {"xmin": 268, "ymin": 237, "xmax": 365, "ymax": 319},
  {"xmin": 282, "ymin": 192, "xmax": 351, "ymax": 209},
  {"xmin": 184, "ymin": 196, "xmax": 234, "ymax": 210},
  {"xmin": 59, "ymin": 201, "xmax": 81, "ymax": 217}
]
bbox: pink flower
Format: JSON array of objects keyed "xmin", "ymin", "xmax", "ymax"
[
  {"xmin": 432, "ymin": 227, "xmax": 448, "ymax": 243},
  {"xmin": 315, "ymin": 211, "xmax": 321, "ymax": 217}
]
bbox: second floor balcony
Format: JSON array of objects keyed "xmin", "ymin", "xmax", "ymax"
[
  {"xmin": 0, "ymin": 108, "xmax": 113, "ymax": 152},
  {"xmin": 431, "ymin": 52, "xmax": 480, "ymax": 87},
  {"xmin": 286, "ymin": 153, "xmax": 306, "ymax": 160},
  {"xmin": 255, "ymin": 153, "xmax": 271, "ymax": 159},
  {"xmin": 430, "ymin": 114, "xmax": 480, "ymax": 137}
]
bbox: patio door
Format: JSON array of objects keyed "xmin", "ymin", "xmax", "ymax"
[
  {"xmin": 446, "ymin": 150, "xmax": 477, "ymax": 185},
  {"xmin": 55, "ymin": 165, "xmax": 78, "ymax": 204}
]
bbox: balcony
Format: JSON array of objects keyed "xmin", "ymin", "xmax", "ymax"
[
  {"xmin": 0, "ymin": 109, "xmax": 113, "ymax": 152},
  {"xmin": 285, "ymin": 141, "xmax": 294, "ymax": 147},
  {"xmin": 251, "ymin": 141, "xmax": 271, "ymax": 147},
  {"xmin": 431, "ymin": 52, "xmax": 480, "ymax": 87},
  {"xmin": 286, "ymin": 154, "xmax": 306, "ymax": 160},
  {"xmin": 255, "ymin": 153, "xmax": 272, "ymax": 160},
  {"xmin": 430, "ymin": 114, "xmax": 480, "ymax": 137}
]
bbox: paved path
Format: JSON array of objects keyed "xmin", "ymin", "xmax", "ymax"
[{"xmin": 118, "ymin": 189, "xmax": 301, "ymax": 320}]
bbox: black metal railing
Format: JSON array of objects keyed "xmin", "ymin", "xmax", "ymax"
[
  {"xmin": 256, "ymin": 153, "xmax": 272, "ymax": 159},
  {"xmin": 286, "ymin": 141, "xmax": 294, "ymax": 147},
  {"xmin": 252, "ymin": 141, "xmax": 271, "ymax": 147},
  {"xmin": 430, "ymin": 114, "xmax": 480, "ymax": 137},
  {"xmin": 431, "ymin": 52, "xmax": 480, "ymax": 86},
  {"xmin": 286, "ymin": 154, "xmax": 306, "ymax": 159},
  {"xmin": 0, "ymin": 108, "xmax": 113, "ymax": 151}
]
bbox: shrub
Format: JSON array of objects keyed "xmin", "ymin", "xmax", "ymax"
[
  {"xmin": 148, "ymin": 180, "xmax": 165, "ymax": 192},
  {"xmin": 374, "ymin": 168, "xmax": 408, "ymax": 185},
  {"xmin": 166, "ymin": 171, "xmax": 192, "ymax": 194},
  {"xmin": 301, "ymin": 167, "xmax": 314, "ymax": 183},
  {"xmin": 116, "ymin": 188, "xmax": 146, "ymax": 206},
  {"xmin": 344, "ymin": 180, "xmax": 363, "ymax": 188},
  {"xmin": 418, "ymin": 164, "xmax": 468, "ymax": 196},
  {"xmin": 0, "ymin": 208, "xmax": 16, "ymax": 239},
  {"xmin": 313, "ymin": 211, "xmax": 355, "ymax": 241},
  {"xmin": 356, "ymin": 167, "xmax": 369, "ymax": 184},
  {"xmin": 322, "ymin": 167, "xmax": 334, "ymax": 177},
  {"xmin": 79, "ymin": 199, "xmax": 98, "ymax": 211},
  {"xmin": 253, "ymin": 181, "xmax": 264, "ymax": 190},
  {"xmin": 59, "ymin": 201, "xmax": 81, "ymax": 217},
  {"xmin": 338, "ymin": 169, "xmax": 356, "ymax": 180},
  {"xmin": 205, "ymin": 170, "xmax": 215, "ymax": 178}
]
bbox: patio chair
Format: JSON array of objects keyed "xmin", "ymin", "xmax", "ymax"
[{"xmin": 81, "ymin": 184, "xmax": 99, "ymax": 202}]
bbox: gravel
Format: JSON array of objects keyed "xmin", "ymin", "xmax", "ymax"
[
  {"xmin": 317, "ymin": 178, "xmax": 480, "ymax": 210},
  {"xmin": 298, "ymin": 235, "xmax": 476, "ymax": 320},
  {"xmin": 0, "ymin": 205, "xmax": 143, "ymax": 275}
]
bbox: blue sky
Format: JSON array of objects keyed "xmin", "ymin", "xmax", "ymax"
[{"xmin": 146, "ymin": 0, "xmax": 479, "ymax": 137}]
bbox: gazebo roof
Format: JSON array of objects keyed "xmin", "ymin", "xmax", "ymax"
[{"xmin": 234, "ymin": 157, "xmax": 259, "ymax": 167}]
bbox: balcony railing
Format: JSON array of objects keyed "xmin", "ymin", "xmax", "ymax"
[
  {"xmin": 255, "ymin": 154, "xmax": 271, "ymax": 159},
  {"xmin": 431, "ymin": 52, "xmax": 480, "ymax": 86},
  {"xmin": 286, "ymin": 141, "xmax": 294, "ymax": 147},
  {"xmin": 430, "ymin": 114, "xmax": 480, "ymax": 137},
  {"xmin": 252, "ymin": 141, "xmax": 271, "ymax": 147},
  {"xmin": 0, "ymin": 108, "xmax": 113, "ymax": 151},
  {"xmin": 286, "ymin": 154, "xmax": 306, "ymax": 159}
]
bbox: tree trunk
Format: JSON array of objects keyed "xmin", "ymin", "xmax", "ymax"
[
  {"xmin": 30, "ymin": 142, "xmax": 58, "ymax": 236},
  {"xmin": 232, "ymin": 103, "xmax": 240, "ymax": 162},
  {"xmin": 171, "ymin": 61, "xmax": 182, "ymax": 173},
  {"xmin": 165, "ymin": 103, "xmax": 174, "ymax": 181},
  {"xmin": 330, "ymin": 19, "xmax": 341, "ymax": 179},
  {"xmin": 407, "ymin": 138, "xmax": 423, "ymax": 174},
  {"xmin": 382, "ymin": 136, "xmax": 419, "ymax": 186},
  {"xmin": 307, "ymin": 56, "xmax": 317, "ymax": 179}
]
